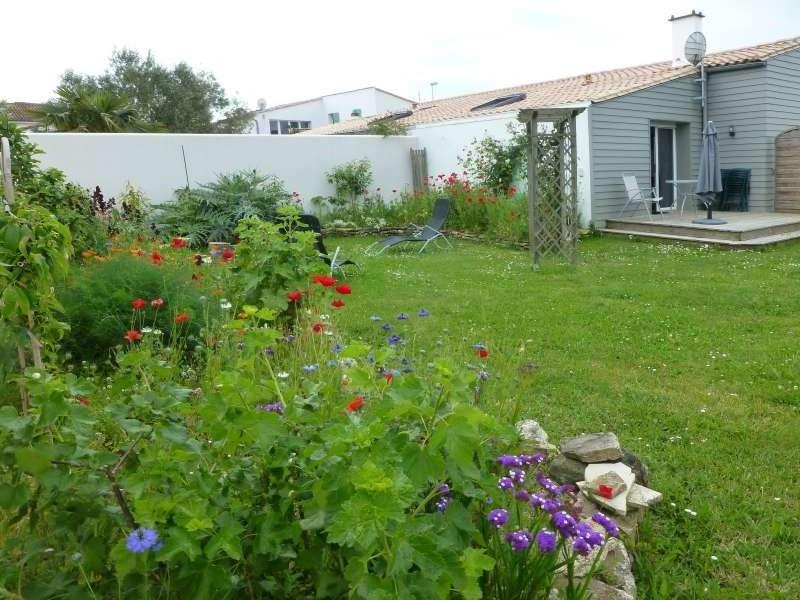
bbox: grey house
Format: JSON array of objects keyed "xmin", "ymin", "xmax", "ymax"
[{"xmin": 314, "ymin": 14, "xmax": 800, "ymax": 236}]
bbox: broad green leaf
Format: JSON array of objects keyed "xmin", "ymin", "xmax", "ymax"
[
  {"xmin": 15, "ymin": 446, "xmax": 55, "ymax": 476},
  {"xmin": 0, "ymin": 483, "xmax": 30, "ymax": 508},
  {"xmin": 157, "ymin": 526, "xmax": 202, "ymax": 562}
]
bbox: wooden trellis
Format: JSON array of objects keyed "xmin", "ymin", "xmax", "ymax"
[{"xmin": 518, "ymin": 108, "xmax": 583, "ymax": 268}]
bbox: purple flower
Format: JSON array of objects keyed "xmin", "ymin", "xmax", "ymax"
[
  {"xmin": 438, "ymin": 483, "xmax": 450, "ymax": 495},
  {"xmin": 257, "ymin": 401, "xmax": 285, "ymax": 415},
  {"xmin": 552, "ymin": 511, "xmax": 577, "ymax": 537},
  {"xmin": 514, "ymin": 489, "xmax": 531, "ymax": 502},
  {"xmin": 555, "ymin": 483, "xmax": 576, "ymax": 495},
  {"xmin": 381, "ymin": 323, "xmax": 392, "ymax": 332},
  {"xmin": 418, "ymin": 308, "xmax": 430, "ymax": 317},
  {"xmin": 332, "ymin": 344, "xmax": 344, "ymax": 353},
  {"xmin": 388, "ymin": 334, "xmax": 402, "ymax": 346},
  {"xmin": 397, "ymin": 313, "xmax": 410, "ymax": 320},
  {"xmin": 535, "ymin": 471, "xmax": 558, "ymax": 493},
  {"xmin": 434, "ymin": 496, "xmax": 451, "ymax": 512},
  {"xmin": 498, "ymin": 477, "xmax": 514, "ymax": 491},
  {"xmin": 576, "ymin": 522, "xmax": 605, "ymax": 548},
  {"xmin": 572, "ymin": 537, "xmax": 592, "ymax": 556},
  {"xmin": 592, "ymin": 512, "xmax": 619, "ymax": 537},
  {"xmin": 264, "ymin": 347, "xmax": 275, "ymax": 356},
  {"xmin": 508, "ymin": 467, "xmax": 526, "ymax": 484},
  {"xmin": 541, "ymin": 499, "xmax": 562, "ymax": 514},
  {"xmin": 302, "ymin": 364, "xmax": 319, "ymax": 373},
  {"xmin": 519, "ymin": 453, "xmax": 545, "ymax": 466},
  {"xmin": 535, "ymin": 529, "xmax": 557, "ymax": 553},
  {"xmin": 487, "ymin": 508, "xmax": 509, "ymax": 528},
  {"xmin": 497, "ymin": 454, "xmax": 522, "ymax": 468},
  {"xmin": 529, "ymin": 493, "xmax": 546, "ymax": 509},
  {"xmin": 505, "ymin": 529, "xmax": 533, "ymax": 551},
  {"xmin": 126, "ymin": 527, "xmax": 161, "ymax": 553},
  {"xmin": 283, "ymin": 335, "xmax": 295, "ymax": 343}
]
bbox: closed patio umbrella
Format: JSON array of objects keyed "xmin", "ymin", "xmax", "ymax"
[{"xmin": 693, "ymin": 120, "xmax": 726, "ymax": 224}]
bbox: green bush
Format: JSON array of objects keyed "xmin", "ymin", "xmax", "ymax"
[
  {"xmin": 325, "ymin": 159, "xmax": 372, "ymax": 208},
  {"xmin": 157, "ymin": 170, "xmax": 291, "ymax": 247},
  {"xmin": 57, "ymin": 253, "xmax": 220, "ymax": 364}
]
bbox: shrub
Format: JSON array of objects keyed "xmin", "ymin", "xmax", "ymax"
[
  {"xmin": 57, "ymin": 252, "xmax": 219, "ymax": 364},
  {"xmin": 459, "ymin": 123, "xmax": 528, "ymax": 195},
  {"xmin": 157, "ymin": 170, "xmax": 292, "ymax": 247},
  {"xmin": 325, "ymin": 159, "xmax": 372, "ymax": 208}
]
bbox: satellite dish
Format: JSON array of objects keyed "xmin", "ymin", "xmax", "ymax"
[{"xmin": 685, "ymin": 31, "xmax": 707, "ymax": 65}]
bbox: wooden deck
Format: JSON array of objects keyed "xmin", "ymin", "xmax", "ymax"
[{"xmin": 602, "ymin": 211, "xmax": 800, "ymax": 246}]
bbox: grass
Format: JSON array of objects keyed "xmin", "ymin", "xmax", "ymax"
[{"xmin": 329, "ymin": 234, "xmax": 800, "ymax": 599}]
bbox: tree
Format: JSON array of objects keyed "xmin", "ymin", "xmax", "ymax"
[
  {"xmin": 37, "ymin": 85, "xmax": 156, "ymax": 133},
  {"xmin": 58, "ymin": 49, "xmax": 248, "ymax": 133}
]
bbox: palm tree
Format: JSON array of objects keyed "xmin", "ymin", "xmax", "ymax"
[{"xmin": 37, "ymin": 85, "xmax": 161, "ymax": 132}]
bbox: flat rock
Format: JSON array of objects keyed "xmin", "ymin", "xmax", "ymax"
[
  {"xmin": 620, "ymin": 448, "xmax": 650, "ymax": 486},
  {"xmin": 581, "ymin": 463, "xmax": 635, "ymax": 515},
  {"xmin": 627, "ymin": 483, "xmax": 662, "ymax": 508},
  {"xmin": 586, "ymin": 471, "xmax": 628, "ymax": 499},
  {"xmin": 549, "ymin": 454, "xmax": 587, "ymax": 484},
  {"xmin": 561, "ymin": 432, "xmax": 623, "ymax": 463},
  {"xmin": 587, "ymin": 580, "xmax": 635, "ymax": 600}
]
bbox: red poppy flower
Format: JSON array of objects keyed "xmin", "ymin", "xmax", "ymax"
[
  {"xmin": 334, "ymin": 283, "xmax": 351, "ymax": 295},
  {"xmin": 124, "ymin": 329, "xmax": 143, "ymax": 342},
  {"xmin": 150, "ymin": 249, "xmax": 164, "ymax": 265},
  {"xmin": 221, "ymin": 247, "xmax": 235, "ymax": 262},
  {"xmin": 78, "ymin": 395, "xmax": 90, "ymax": 406},
  {"xmin": 171, "ymin": 237, "xmax": 188, "ymax": 249},
  {"xmin": 175, "ymin": 312, "xmax": 190, "ymax": 324},
  {"xmin": 312, "ymin": 322, "xmax": 324, "ymax": 333},
  {"xmin": 346, "ymin": 396, "xmax": 365, "ymax": 412},
  {"xmin": 508, "ymin": 186, "xmax": 517, "ymax": 195},
  {"xmin": 150, "ymin": 298, "xmax": 164, "ymax": 308},
  {"xmin": 385, "ymin": 372, "xmax": 394, "ymax": 383},
  {"xmin": 312, "ymin": 274, "xmax": 336, "ymax": 287},
  {"xmin": 331, "ymin": 299, "xmax": 345, "ymax": 308},
  {"xmin": 287, "ymin": 290, "xmax": 303, "ymax": 302},
  {"xmin": 476, "ymin": 348, "xmax": 489, "ymax": 359},
  {"xmin": 131, "ymin": 298, "xmax": 146, "ymax": 310}
]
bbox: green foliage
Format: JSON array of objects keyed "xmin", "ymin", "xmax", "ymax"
[
  {"xmin": 0, "ymin": 113, "xmax": 41, "ymax": 186},
  {"xmin": 326, "ymin": 159, "xmax": 373, "ymax": 207},
  {"xmin": 61, "ymin": 49, "xmax": 237, "ymax": 133},
  {"xmin": 460, "ymin": 123, "xmax": 528, "ymax": 195},
  {"xmin": 230, "ymin": 208, "xmax": 318, "ymax": 311},
  {"xmin": 368, "ymin": 119, "xmax": 409, "ymax": 136},
  {"xmin": 157, "ymin": 170, "xmax": 292, "ymax": 247},
  {"xmin": 57, "ymin": 253, "xmax": 218, "ymax": 365},
  {"xmin": 38, "ymin": 84, "xmax": 158, "ymax": 132}
]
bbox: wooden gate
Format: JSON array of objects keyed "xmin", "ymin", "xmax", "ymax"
[
  {"xmin": 776, "ymin": 127, "xmax": 800, "ymax": 212},
  {"xmin": 410, "ymin": 148, "xmax": 428, "ymax": 194}
]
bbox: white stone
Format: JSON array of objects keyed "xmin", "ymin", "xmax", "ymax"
[
  {"xmin": 581, "ymin": 463, "xmax": 636, "ymax": 515},
  {"xmin": 627, "ymin": 483, "xmax": 663, "ymax": 508}
]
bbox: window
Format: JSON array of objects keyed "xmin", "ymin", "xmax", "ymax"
[
  {"xmin": 470, "ymin": 93, "xmax": 527, "ymax": 111},
  {"xmin": 269, "ymin": 119, "xmax": 279, "ymax": 135},
  {"xmin": 351, "ymin": 108, "xmax": 362, "ymax": 117},
  {"xmin": 328, "ymin": 112, "xmax": 340, "ymax": 124},
  {"xmin": 269, "ymin": 119, "xmax": 312, "ymax": 134}
]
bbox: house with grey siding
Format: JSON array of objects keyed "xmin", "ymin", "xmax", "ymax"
[{"xmin": 313, "ymin": 14, "xmax": 800, "ymax": 229}]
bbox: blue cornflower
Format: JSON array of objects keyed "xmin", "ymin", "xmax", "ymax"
[
  {"xmin": 332, "ymin": 343, "xmax": 344, "ymax": 353},
  {"xmin": 478, "ymin": 370, "xmax": 490, "ymax": 381},
  {"xmin": 237, "ymin": 341, "xmax": 244, "ymax": 351},
  {"xmin": 381, "ymin": 323, "xmax": 392, "ymax": 332},
  {"xmin": 397, "ymin": 313, "xmax": 410, "ymax": 320},
  {"xmin": 257, "ymin": 402, "xmax": 285, "ymax": 415},
  {"xmin": 284, "ymin": 335, "xmax": 296, "ymax": 343},
  {"xmin": 302, "ymin": 364, "xmax": 319, "ymax": 373},
  {"xmin": 264, "ymin": 347, "xmax": 275, "ymax": 356},
  {"xmin": 126, "ymin": 527, "xmax": 161, "ymax": 553},
  {"xmin": 387, "ymin": 334, "xmax": 402, "ymax": 346},
  {"xmin": 418, "ymin": 308, "xmax": 430, "ymax": 317},
  {"xmin": 369, "ymin": 315, "xmax": 382, "ymax": 321}
]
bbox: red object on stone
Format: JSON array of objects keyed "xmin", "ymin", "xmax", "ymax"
[{"xmin": 597, "ymin": 484, "xmax": 614, "ymax": 499}]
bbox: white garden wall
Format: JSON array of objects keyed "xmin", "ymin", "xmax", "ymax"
[{"xmin": 28, "ymin": 133, "xmax": 418, "ymax": 207}]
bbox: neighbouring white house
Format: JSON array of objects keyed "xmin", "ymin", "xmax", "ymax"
[
  {"xmin": 247, "ymin": 87, "xmax": 414, "ymax": 135},
  {"xmin": 309, "ymin": 13, "xmax": 800, "ymax": 227}
]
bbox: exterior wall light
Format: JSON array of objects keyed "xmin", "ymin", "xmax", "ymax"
[{"xmin": 728, "ymin": 125, "xmax": 736, "ymax": 137}]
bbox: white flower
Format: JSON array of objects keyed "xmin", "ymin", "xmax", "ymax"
[
  {"xmin": 153, "ymin": 329, "xmax": 163, "ymax": 335},
  {"xmin": 142, "ymin": 327, "xmax": 154, "ymax": 334},
  {"xmin": 202, "ymin": 256, "xmax": 213, "ymax": 264},
  {"xmin": 31, "ymin": 372, "xmax": 41, "ymax": 380},
  {"xmin": 320, "ymin": 314, "xmax": 330, "ymax": 321},
  {"xmin": 220, "ymin": 301, "xmax": 233, "ymax": 310},
  {"xmin": 710, "ymin": 555, "xmax": 719, "ymax": 561},
  {"xmin": 684, "ymin": 508, "xmax": 697, "ymax": 516},
  {"xmin": 277, "ymin": 371, "xmax": 290, "ymax": 379}
]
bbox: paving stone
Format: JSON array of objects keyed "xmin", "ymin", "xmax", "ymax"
[
  {"xmin": 561, "ymin": 432, "xmax": 623, "ymax": 463},
  {"xmin": 549, "ymin": 453, "xmax": 587, "ymax": 484}
]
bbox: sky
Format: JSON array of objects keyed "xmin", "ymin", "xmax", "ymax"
[{"xmin": 4, "ymin": 0, "xmax": 799, "ymax": 109}]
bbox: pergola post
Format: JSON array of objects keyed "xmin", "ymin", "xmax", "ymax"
[{"xmin": 518, "ymin": 107, "xmax": 584, "ymax": 269}]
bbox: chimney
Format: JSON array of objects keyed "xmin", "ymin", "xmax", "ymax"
[{"xmin": 669, "ymin": 10, "xmax": 705, "ymax": 67}]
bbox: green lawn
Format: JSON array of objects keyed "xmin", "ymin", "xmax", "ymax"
[{"xmin": 330, "ymin": 234, "xmax": 800, "ymax": 599}]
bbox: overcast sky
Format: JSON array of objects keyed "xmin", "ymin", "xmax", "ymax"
[{"xmin": 4, "ymin": 0, "xmax": 798, "ymax": 109}]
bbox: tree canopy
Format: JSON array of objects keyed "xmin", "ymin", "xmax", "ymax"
[{"xmin": 59, "ymin": 49, "xmax": 251, "ymax": 133}]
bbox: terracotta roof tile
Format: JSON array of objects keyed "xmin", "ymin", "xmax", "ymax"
[{"xmin": 307, "ymin": 35, "xmax": 800, "ymax": 135}]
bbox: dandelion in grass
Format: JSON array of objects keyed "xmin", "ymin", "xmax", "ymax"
[{"xmin": 126, "ymin": 527, "xmax": 161, "ymax": 553}]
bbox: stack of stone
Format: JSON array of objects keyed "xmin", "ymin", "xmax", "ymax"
[{"xmin": 517, "ymin": 423, "xmax": 664, "ymax": 600}]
